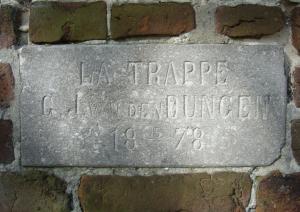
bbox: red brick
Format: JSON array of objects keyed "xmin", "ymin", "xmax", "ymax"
[
  {"xmin": 294, "ymin": 67, "xmax": 300, "ymax": 84},
  {"xmin": 293, "ymin": 67, "xmax": 300, "ymax": 107},
  {"xmin": 78, "ymin": 172, "xmax": 252, "ymax": 212},
  {"xmin": 291, "ymin": 120, "xmax": 300, "ymax": 164},
  {"xmin": 292, "ymin": 7, "xmax": 300, "ymax": 53},
  {"xmin": 215, "ymin": 4, "xmax": 284, "ymax": 38},
  {"xmin": 111, "ymin": 3, "xmax": 195, "ymax": 39},
  {"xmin": 293, "ymin": 85, "xmax": 300, "ymax": 107},
  {"xmin": 293, "ymin": 149, "xmax": 300, "ymax": 163},
  {"xmin": 282, "ymin": 0, "xmax": 298, "ymax": 9},
  {"xmin": 0, "ymin": 6, "xmax": 16, "ymax": 48},
  {"xmin": 256, "ymin": 171, "xmax": 300, "ymax": 212},
  {"xmin": 29, "ymin": 1, "xmax": 107, "ymax": 43},
  {"xmin": 0, "ymin": 171, "xmax": 70, "ymax": 211},
  {"xmin": 0, "ymin": 120, "xmax": 14, "ymax": 164},
  {"xmin": 0, "ymin": 63, "xmax": 14, "ymax": 108}
]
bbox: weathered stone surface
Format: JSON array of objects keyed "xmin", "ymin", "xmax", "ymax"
[
  {"xmin": 291, "ymin": 120, "xmax": 300, "ymax": 163},
  {"xmin": 256, "ymin": 171, "xmax": 300, "ymax": 212},
  {"xmin": 111, "ymin": 3, "xmax": 195, "ymax": 39},
  {"xmin": 0, "ymin": 6, "xmax": 16, "ymax": 48},
  {"xmin": 292, "ymin": 7, "xmax": 300, "ymax": 53},
  {"xmin": 0, "ymin": 63, "xmax": 14, "ymax": 108},
  {"xmin": 20, "ymin": 45, "xmax": 286, "ymax": 167},
  {"xmin": 0, "ymin": 171, "xmax": 70, "ymax": 212},
  {"xmin": 29, "ymin": 1, "xmax": 107, "ymax": 43},
  {"xmin": 0, "ymin": 120, "xmax": 14, "ymax": 163},
  {"xmin": 215, "ymin": 4, "xmax": 284, "ymax": 38},
  {"xmin": 78, "ymin": 172, "xmax": 252, "ymax": 212}
]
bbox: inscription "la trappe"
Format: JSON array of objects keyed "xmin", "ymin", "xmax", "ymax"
[
  {"xmin": 20, "ymin": 44, "xmax": 286, "ymax": 167},
  {"xmin": 80, "ymin": 60, "xmax": 229, "ymax": 86}
]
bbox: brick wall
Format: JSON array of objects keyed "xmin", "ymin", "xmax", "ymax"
[{"xmin": 0, "ymin": 0, "xmax": 300, "ymax": 212}]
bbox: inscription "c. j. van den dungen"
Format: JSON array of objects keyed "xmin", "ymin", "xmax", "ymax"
[{"xmin": 42, "ymin": 94, "xmax": 273, "ymax": 120}]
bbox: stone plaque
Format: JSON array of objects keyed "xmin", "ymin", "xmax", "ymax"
[{"xmin": 20, "ymin": 45, "xmax": 286, "ymax": 167}]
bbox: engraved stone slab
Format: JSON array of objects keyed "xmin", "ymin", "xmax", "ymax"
[{"xmin": 20, "ymin": 44, "xmax": 286, "ymax": 167}]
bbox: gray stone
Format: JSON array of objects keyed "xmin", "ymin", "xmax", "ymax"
[{"xmin": 20, "ymin": 44, "xmax": 286, "ymax": 167}]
